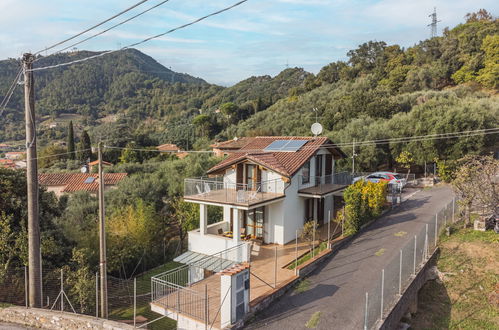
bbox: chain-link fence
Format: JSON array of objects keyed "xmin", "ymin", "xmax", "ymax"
[
  {"xmin": 363, "ymin": 197, "xmax": 459, "ymax": 329},
  {"xmin": 0, "ymin": 265, "xmax": 176, "ymax": 329}
]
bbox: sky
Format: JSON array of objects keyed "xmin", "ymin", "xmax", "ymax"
[{"xmin": 0, "ymin": 0, "xmax": 497, "ymax": 86}]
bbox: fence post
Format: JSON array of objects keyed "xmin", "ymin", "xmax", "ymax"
[
  {"xmin": 399, "ymin": 249, "xmax": 402, "ymax": 295},
  {"xmin": 413, "ymin": 236, "xmax": 416, "ymax": 275},
  {"xmin": 204, "ymin": 284, "xmax": 208, "ymax": 330},
  {"xmin": 364, "ymin": 292, "xmax": 369, "ymax": 330},
  {"xmin": 312, "ymin": 222, "xmax": 316, "ymax": 259},
  {"xmin": 328, "ymin": 210, "xmax": 331, "ymax": 249},
  {"xmin": 25, "ymin": 266, "xmax": 28, "ymax": 309},
  {"xmin": 274, "ymin": 246, "xmax": 278, "ymax": 288},
  {"xmin": 435, "ymin": 214, "xmax": 438, "ymax": 247},
  {"xmin": 424, "ymin": 224, "xmax": 429, "ymax": 261},
  {"xmin": 95, "ymin": 272, "xmax": 99, "ymax": 318},
  {"xmin": 295, "ymin": 230, "xmax": 298, "ymax": 275},
  {"xmin": 380, "ymin": 269, "xmax": 385, "ymax": 320},
  {"xmin": 133, "ymin": 277, "xmax": 137, "ymax": 327}
]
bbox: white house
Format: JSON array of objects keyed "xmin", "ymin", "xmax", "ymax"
[{"xmin": 182, "ymin": 136, "xmax": 349, "ymax": 260}]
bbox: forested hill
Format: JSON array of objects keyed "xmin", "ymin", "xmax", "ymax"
[
  {"xmin": 223, "ymin": 12, "xmax": 499, "ymax": 169},
  {"xmin": 0, "ymin": 11, "xmax": 497, "ymax": 170}
]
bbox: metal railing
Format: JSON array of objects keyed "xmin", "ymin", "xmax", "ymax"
[
  {"xmin": 184, "ymin": 177, "xmax": 285, "ymax": 205},
  {"xmin": 151, "ymin": 269, "xmax": 208, "ymax": 322},
  {"xmin": 299, "ymin": 171, "xmax": 354, "ymax": 190},
  {"xmin": 151, "ymin": 243, "xmax": 248, "ymax": 323},
  {"xmin": 363, "ymin": 197, "xmax": 459, "ymax": 329}
]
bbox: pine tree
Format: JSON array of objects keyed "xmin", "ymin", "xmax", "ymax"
[
  {"xmin": 67, "ymin": 121, "xmax": 75, "ymax": 160},
  {"xmin": 78, "ymin": 131, "xmax": 92, "ymax": 163}
]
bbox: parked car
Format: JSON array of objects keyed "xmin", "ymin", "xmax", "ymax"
[{"xmin": 353, "ymin": 172, "xmax": 407, "ymax": 189}]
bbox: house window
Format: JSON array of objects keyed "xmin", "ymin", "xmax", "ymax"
[
  {"xmin": 244, "ymin": 206, "xmax": 264, "ymax": 239},
  {"xmin": 302, "ymin": 160, "xmax": 310, "ymax": 184}
]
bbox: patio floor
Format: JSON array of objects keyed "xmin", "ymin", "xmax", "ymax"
[
  {"xmin": 151, "ymin": 221, "xmax": 344, "ymax": 329},
  {"xmin": 248, "ymin": 221, "xmax": 343, "ymax": 302}
]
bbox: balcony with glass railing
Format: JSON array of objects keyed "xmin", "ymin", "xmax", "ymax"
[
  {"xmin": 298, "ymin": 171, "xmax": 353, "ymax": 196},
  {"xmin": 184, "ymin": 177, "xmax": 285, "ymax": 207}
]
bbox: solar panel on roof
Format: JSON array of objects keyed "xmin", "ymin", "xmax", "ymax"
[
  {"xmin": 84, "ymin": 177, "xmax": 95, "ymax": 184},
  {"xmin": 264, "ymin": 140, "xmax": 288, "ymax": 151},
  {"xmin": 264, "ymin": 139, "xmax": 308, "ymax": 152},
  {"xmin": 281, "ymin": 140, "xmax": 308, "ymax": 151}
]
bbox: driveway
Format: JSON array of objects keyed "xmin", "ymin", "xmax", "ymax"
[{"xmin": 247, "ymin": 185, "xmax": 454, "ymax": 330}]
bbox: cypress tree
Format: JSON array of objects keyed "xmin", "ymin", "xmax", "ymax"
[
  {"xmin": 78, "ymin": 130, "xmax": 92, "ymax": 163},
  {"xmin": 67, "ymin": 121, "xmax": 75, "ymax": 160}
]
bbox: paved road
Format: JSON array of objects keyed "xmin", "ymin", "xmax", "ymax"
[{"xmin": 248, "ymin": 185, "xmax": 454, "ymax": 330}]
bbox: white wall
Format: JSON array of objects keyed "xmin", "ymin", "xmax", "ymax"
[
  {"xmin": 280, "ymin": 176, "xmax": 306, "ymax": 244},
  {"xmin": 188, "ymin": 230, "xmax": 251, "ymax": 262}
]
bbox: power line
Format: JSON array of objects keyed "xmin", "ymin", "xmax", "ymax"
[
  {"xmin": 0, "ymin": 68, "xmax": 23, "ymax": 116},
  {"xmin": 33, "ymin": 0, "xmax": 151, "ymax": 55},
  {"xmin": 11, "ymin": 127, "xmax": 497, "ymax": 163},
  {"xmin": 55, "ymin": 0, "xmax": 172, "ymax": 54},
  {"xmin": 29, "ymin": 0, "xmax": 250, "ymax": 72},
  {"xmin": 102, "ymin": 128, "xmax": 499, "ymax": 155}
]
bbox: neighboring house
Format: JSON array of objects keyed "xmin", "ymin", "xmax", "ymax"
[
  {"xmin": 0, "ymin": 159, "xmax": 16, "ymax": 169},
  {"xmin": 183, "ymin": 136, "xmax": 348, "ymax": 258},
  {"xmin": 157, "ymin": 143, "xmax": 189, "ymax": 159},
  {"xmin": 39, "ymin": 173, "xmax": 127, "ymax": 197},
  {"xmin": 87, "ymin": 160, "xmax": 112, "ymax": 173},
  {"xmin": 211, "ymin": 137, "xmax": 254, "ymax": 157},
  {"xmin": 5, "ymin": 151, "xmax": 26, "ymax": 160}
]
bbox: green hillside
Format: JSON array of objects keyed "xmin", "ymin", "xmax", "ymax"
[{"xmin": 0, "ymin": 10, "xmax": 497, "ymax": 170}]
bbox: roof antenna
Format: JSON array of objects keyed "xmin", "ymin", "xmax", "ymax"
[{"xmin": 311, "ymin": 108, "xmax": 323, "ymax": 137}]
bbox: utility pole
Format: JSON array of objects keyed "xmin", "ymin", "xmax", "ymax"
[
  {"xmin": 23, "ymin": 53, "xmax": 42, "ymax": 308},
  {"xmin": 98, "ymin": 142, "xmax": 108, "ymax": 318}
]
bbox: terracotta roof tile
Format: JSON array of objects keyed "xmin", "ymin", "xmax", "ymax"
[
  {"xmin": 88, "ymin": 160, "xmax": 112, "ymax": 166},
  {"xmin": 211, "ymin": 137, "xmax": 254, "ymax": 150},
  {"xmin": 157, "ymin": 143, "xmax": 181, "ymax": 152},
  {"xmin": 207, "ymin": 136, "xmax": 346, "ymax": 177},
  {"xmin": 39, "ymin": 173, "xmax": 127, "ymax": 193}
]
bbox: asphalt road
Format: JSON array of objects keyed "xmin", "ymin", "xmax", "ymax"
[{"xmin": 247, "ymin": 185, "xmax": 454, "ymax": 330}]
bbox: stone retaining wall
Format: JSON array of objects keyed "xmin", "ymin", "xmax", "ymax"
[{"xmin": 0, "ymin": 306, "xmax": 135, "ymax": 330}]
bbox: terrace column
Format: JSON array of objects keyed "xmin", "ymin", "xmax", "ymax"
[
  {"xmin": 233, "ymin": 209, "xmax": 241, "ymax": 244},
  {"xmin": 200, "ymin": 204, "xmax": 207, "ymax": 235}
]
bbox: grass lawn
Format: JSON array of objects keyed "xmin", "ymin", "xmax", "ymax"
[
  {"xmin": 411, "ymin": 224, "xmax": 499, "ymax": 329},
  {"xmin": 109, "ymin": 261, "xmax": 182, "ymax": 330}
]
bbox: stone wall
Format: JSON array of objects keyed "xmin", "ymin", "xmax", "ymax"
[{"xmin": 0, "ymin": 306, "xmax": 135, "ymax": 330}]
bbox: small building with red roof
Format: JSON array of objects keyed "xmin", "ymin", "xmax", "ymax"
[{"xmin": 39, "ymin": 172, "xmax": 127, "ymax": 197}]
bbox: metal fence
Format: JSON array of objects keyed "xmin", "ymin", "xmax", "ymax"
[
  {"xmin": 363, "ymin": 198, "xmax": 458, "ymax": 329},
  {"xmin": 0, "ymin": 266, "xmax": 178, "ymax": 329},
  {"xmin": 151, "ymin": 265, "xmax": 208, "ymax": 323}
]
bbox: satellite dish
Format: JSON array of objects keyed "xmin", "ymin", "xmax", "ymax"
[
  {"xmin": 311, "ymin": 122, "xmax": 323, "ymax": 136},
  {"xmin": 80, "ymin": 166, "xmax": 88, "ymax": 173}
]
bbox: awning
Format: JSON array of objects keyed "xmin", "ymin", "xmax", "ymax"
[
  {"xmin": 298, "ymin": 183, "xmax": 347, "ymax": 198},
  {"xmin": 173, "ymin": 250, "xmax": 236, "ymax": 272}
]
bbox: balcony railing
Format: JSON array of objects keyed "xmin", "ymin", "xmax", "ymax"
[
  {"xmin": 300, "ymin": 171, "xmax": 354, "ymax": 186},
  {"xmin": 298, "ymin": 172, "xmax": 354, "ymax": 195},
  {"xmin": 184, "ymin": 177, "xmax": 285, "ymax": 206}
]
